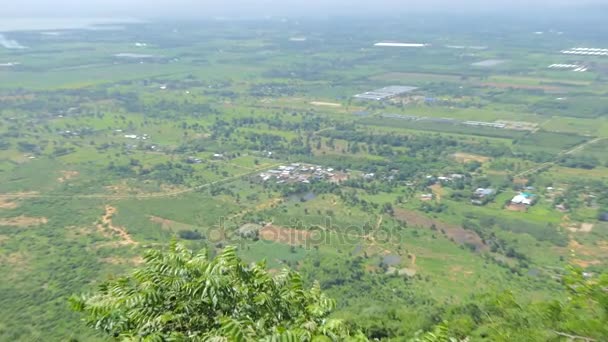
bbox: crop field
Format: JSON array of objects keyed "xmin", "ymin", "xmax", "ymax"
[{"xmin": 0, "ymin": 14, "xmax": 607, "ymax": 341}]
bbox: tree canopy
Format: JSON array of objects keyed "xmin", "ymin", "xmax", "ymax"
[
  {"xmin": 70, "ymin": 242, "xmax": 608, "ymax": 342},
  {"xmin": 70, "ymin": 242, "xmax": 367, "ymax": 341}
]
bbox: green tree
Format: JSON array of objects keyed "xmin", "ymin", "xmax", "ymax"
[
  {"xmin": 544, "ymin": 267, "xmax": 608, "ymax": 340},
  {"xmin": 70, "ymin": 242, "xmax": 367, "ymax": 341},
  {"xmin": 410, "ymin": 323, "xmax": 466, "ymax": 342}
]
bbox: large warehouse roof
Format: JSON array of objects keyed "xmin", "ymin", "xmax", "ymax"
[{"xmin": 354, "ymin": 85, "xmax": 418, "ymax": 101}]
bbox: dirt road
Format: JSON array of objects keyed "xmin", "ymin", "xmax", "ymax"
[{"xmin": 514, "ymin": 137, "xmax": 604, "ymax": 178}]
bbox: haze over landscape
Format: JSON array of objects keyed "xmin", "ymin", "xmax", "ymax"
[
  {"xmin": 0, "ymin": 0, "xmax": 607, "ymax": 341},
  {"xmin": 2, "ymin": 0, "xmax": 608, "ymax": 18}
]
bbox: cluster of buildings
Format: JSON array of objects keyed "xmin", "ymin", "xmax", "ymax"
[
  {"xmin": 470, "ymin": 188, "xmax": 538, "ymax": 209},
  {"xmin": 186, "ymin": 156, "xmax": 203, "ymax": 164},
  {"xmin": 548, "ymin": 64, "xmax": 588, "ymax": 72},
  {"xmin": 495, "ymin": 120, "xmax": 538, "ymax": 131},
  {"xmin": 123, "ymin": 133, "xmax": 150, "ymax": 140},
  {"xmin": 185, "ymin": 153, "xmax": 223, "ymax": 164},
  {"xmin": 354, "ymin": 85, "xmax": 418, "ymax": 101},
  {"xmin": 374, "ymin": 42, "xmax": 427, "ymax": 48},
  {"xmin": 463, "ymin": 121, "xmax": 506, "ymax": 129},
  {"xmin": 561, "ymin": 47, "xmax": 608, "ymax": 56},
  {"xmin": 58, "ymin": 126, "xmax": 96, "ymax": 138},
  {"xmin": 427, "ymin": 174, "xmax": 465, "ymax": 184},
  {"xmin": 439, "ymin": 174, "xmax": 465, "ymax": 182},
  {"xmin": 464, "ymin": 120, "xmax": 536, "ymax": 131},
  {"xmin": 259, "ymin": 163, "xmax": 346, "ymax": 184}
]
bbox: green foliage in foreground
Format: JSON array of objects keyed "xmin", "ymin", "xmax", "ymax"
[
  {"xmin": 69, "ymin": 242, "xmax": 367, "ymax": 341},
  {"xmin": 70, "ymin": 242, "xmax": 608, "ymax": 342},
  {"xmin": 439, "ymin": 268, "xmax": 608, "ymax": 341}
]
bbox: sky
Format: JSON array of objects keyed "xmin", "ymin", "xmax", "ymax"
[{"xmin": 1, "ymin": 0, "xmax": 605, "ymax": 18}]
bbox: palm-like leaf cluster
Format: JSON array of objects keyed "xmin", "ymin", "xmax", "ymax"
[{"xmin": 70, "ymin": 242, "xmax": 367, "ymax": 341}]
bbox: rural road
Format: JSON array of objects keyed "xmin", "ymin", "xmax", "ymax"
[
  {"xmin": 0, "ymin": 163, "xmax": 283, "ymax": 201},
  {"xmin": 514, "ymin": 137, "xmax": 605, "ymax": 178},
  {"xmin": 563, "ymin": 137, "xmax": 604, "ymax": 155},
  {"xmin": 313, "ymin": 126, "xmax": 336, "ymax": 135}
]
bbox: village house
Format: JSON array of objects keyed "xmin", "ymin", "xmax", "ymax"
[
  {"xmin": 511, "ymin": 192, "xmax": 536, "ymax": 206},
  {"xmin": 471, "ymin": 188, "xmax": 496, "ymax": 205},
  {"xmin": 474, "ymin": 188, "xmax": 495, "ymax": 198},
  {"xmin": 186, "ymin": 156, "xmax": 202, "ymax": 164},
  {"xmin": 420, "ymin": 193, "xmax": 434, "ymax": 201}
]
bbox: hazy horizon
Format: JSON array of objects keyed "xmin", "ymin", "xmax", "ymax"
[{"xmin": 2, "ymin": 0, "xmax": 607, "ymax": 19}]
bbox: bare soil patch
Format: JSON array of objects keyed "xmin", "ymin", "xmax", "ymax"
[
  {"xmin": 105, "ymin": 184, "xmax": 130, "ymax": 194},
  {"xmin": 256, "ymin": 198, "xmax": 283, "ymax": 210},
  {"xmin": 580, "ymin": 223, "xmax": 594, "ymax": 233},
  {"xmin": 569, "ymin": 239, "xmax": 590, "ymax": 256},
  {"xmin": 452, "ymin": 152, "xmax": 490, "ymax": 164},
  {"xmin": 149, "ymin": 215, "xmax": 174, "ymax": 227},
  {"xmin": 597, "ymin": 241, "xmax": 608, "ymax": 251},
  {"xmin": 0, "ymin": 216, "xmax": 48, "ymax": 227},
  {"xmin": 429, "ymin": 184, "xmax": 444, "ymax": 202},
  {"xmin": 506, "ymin": 204, "xmax": 528, "ymax": 212},
  {"xmin": 449, "ymin": 265, "xmax": 474, "ymax": 280},
  {"xmin": 513, "ymin": 178, "xmax": 529, "ymax": 186},
  {"xmin": 259, "ymin": 224, "xmax": 313, "ymax": 246},
  {"xmin": 393, "ymin": 208, "xmax": 487, "ymax": 252},
  {"xmin": 567, "ymin": 223, "xmax": 594, "ymax": 233},
  {"xmin": 0, "ymin": 251, "xmax": 29, "ymax": 268},
  {"xmin": 310, "ymin": 101, "xmax": 342, "ymax": 107},
  {"xmin": 566, "ymin": 237, "xmax": 607, "ymax": 268},
  {"xmin": 0, "ymin": 191, "xmax": 39, "ymax": 199},
  {"xmin": 58, "ymin": 170, "xmax": 79, "ymax": 183},
  {"xmin": 101, "ymin": 256, "xmax": 144, "ymax": 265},
  {"xmin": 149, "ymin": 215, "xmax": 195, "ymax": 232},
  {"xmin": 363, "ymin": 244, "xmax": 393, "ymax": 258},
  {"xmin": 329, "ymin": 172, "xmax": 349, "ymax": 184},
  {"xmin": 573, "ymin": 259, "xmax": 602, "ymax": 268},
  {"xmin": 0, "ymin": 251, "xmax": 31, "ymax": 281},
  {"xmin": 97, "ymin": 205, "xmax": 137, "ymax": 245},
  {"xmin": 0, "ymin": 198, "xmax": 18, "ymax": 209}
]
